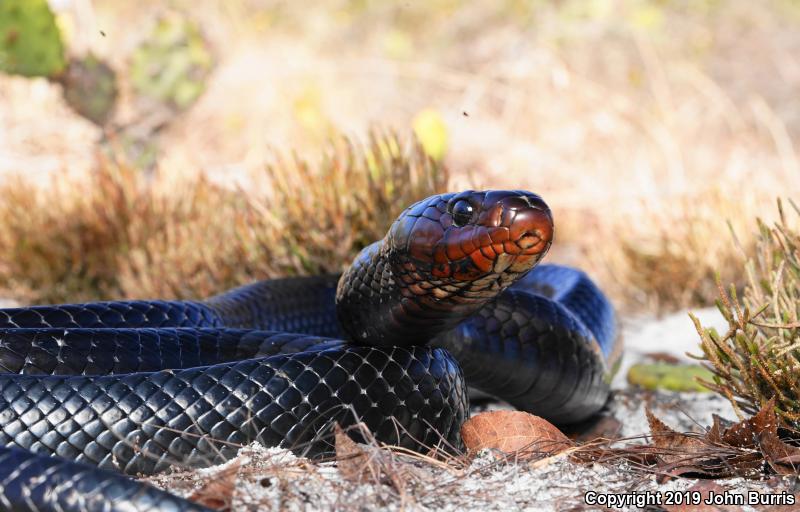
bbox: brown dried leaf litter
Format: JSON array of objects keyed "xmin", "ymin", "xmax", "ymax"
[
  {"xmin": 571, "ymin": 398, "xmax": 800, "ymax": 486},
  {"xmin": 460, "ymin": 410, "xmax": 573, "ymax": 459},
  {"xmin": 143, "ymin": 405, "xmax": 800, "ymax": 511},
  {"xmin": 461, "ymin": 405, "xmax": 800, "ymax": 482}
]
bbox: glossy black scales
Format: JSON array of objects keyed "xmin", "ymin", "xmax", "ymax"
[
  {"xmin": 0, "ymin": 447, "xmax": 212, "ymax": 512},
  {"xmin": 0, "ymin": 190, "xmax": 620, "ymax": 512},
  {"xmin": 0, "ymin": 345, "xmax": 466, "ymax": 475}
]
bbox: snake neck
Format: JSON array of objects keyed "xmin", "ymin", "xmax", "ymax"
[{"xmin": 335, "ymin": 240, "xmax": 523, "ymax": 347}]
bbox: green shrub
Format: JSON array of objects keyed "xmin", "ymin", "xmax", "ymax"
[{"xmin": 694, "ymin": 200, "xmax": 800, "ymax": 426}]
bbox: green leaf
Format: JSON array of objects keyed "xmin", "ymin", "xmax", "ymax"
[
  {"xmin": 0, "ymin": 0, "xmax": 65, "ymax": 77},
  {"xmin": 627, "ymin": 363, "xmax": 714, "ymax": 392}
]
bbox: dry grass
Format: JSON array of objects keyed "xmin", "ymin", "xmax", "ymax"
[
  {"xmin": 2, "ymin": 1, "xmax": 800, "ymax": 312},
  {"xmin": 0, "ymin": 141, "xmax": 786, "ymax": 312},
  {"xmin": 583, "ymin": 189, "xmax": 758, "ymax": 312},
  {"xmin": 0, "ymin": 133, "xmax": 445, "ymax": 303},
  {"xmin": 693, "ymin": 200, "xmax": 800, "ymax": 427}
]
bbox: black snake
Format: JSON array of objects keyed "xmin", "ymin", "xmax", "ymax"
[{"xmin": 0, "ymin": 190, "xmax": 619, "ymax": 511}]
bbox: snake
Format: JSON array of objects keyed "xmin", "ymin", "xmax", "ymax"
[{"xmin": 0, "ymin": 190, "xmax": 619, "ymax": 512}]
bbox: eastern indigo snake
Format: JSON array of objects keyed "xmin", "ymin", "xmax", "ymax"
[{"xmin": 0, "ymin": 190, "xmax": 619, "ymax": 511}]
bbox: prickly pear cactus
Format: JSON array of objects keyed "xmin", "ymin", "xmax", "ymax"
[
  {"xmin": 60, "ymin": 54, "xmax": 118, "ymax": 126},
  {"xmin": 129, "ymin": 14, "xmax": 213, "ymax": 111},
  {"xmin": 0, "ymin": 0, "xmax": 66, "ymax": 77}
]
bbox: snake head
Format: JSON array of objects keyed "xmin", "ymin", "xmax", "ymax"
[
  {"xmin": 337, "ymin": 190, "xmax": 554, "ymax": 346},
  {"xmin": 387, "ymin": 190, "xmax": 553, "ymax": 285}
]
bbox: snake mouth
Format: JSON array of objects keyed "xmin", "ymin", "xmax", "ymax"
[
  {"xmin": 512, "ymin": 200, "xmax": 553, "ymax": 256},
  {"xmin": 518, "ymin": 228, "xmax": 552, "ymax": 255},
  {"xmin": 518, "ymin": 231, "xmax": 543, "ymax": 250}
]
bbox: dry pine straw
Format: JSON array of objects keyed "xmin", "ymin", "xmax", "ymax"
[
  {"xmin": 142, "ymin": 437, "xmax": 796, "ymax": 512},
  {"xmin": 142, "ymin": 394, "xmax": 800, "ymax": 512}
]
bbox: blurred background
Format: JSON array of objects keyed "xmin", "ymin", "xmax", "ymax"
[{"xmin": 1, "ymin": 0, "xmax": 799, "ymax": 315}]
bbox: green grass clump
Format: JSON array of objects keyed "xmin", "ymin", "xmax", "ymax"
[
  {"xmin": 693, "ymin": 200, "xmax": 800, "ymax": 426},
  {"xmin": 0, "ymin": 133, "xmax": 446, "ymax": 303}
]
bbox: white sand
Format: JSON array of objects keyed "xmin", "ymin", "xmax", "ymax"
[{"xmin": 613, "ymin": 306, "xmax": 728, "ymax": 389}]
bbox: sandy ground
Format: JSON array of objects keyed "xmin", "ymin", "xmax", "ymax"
[
  {"xmin": 147, "ymin": 435, "xmax": 783, "ymax": 512},
  {"xmin": 146, "ymin": 389, "xmax": 786, "ymax": 512},
  {"xmin": 141, "ymin": 309, "xmax": 799, "ymax": 511},
  {"xmin": 613, "ymin": 307, "xmax": 729, "ymax": 391}
]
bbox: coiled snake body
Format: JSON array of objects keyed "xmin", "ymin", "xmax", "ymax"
[{"xmin": 0, "ymin": 190, "xmax": 619, "ymax": 511}]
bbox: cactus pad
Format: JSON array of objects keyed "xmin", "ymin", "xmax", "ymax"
[
  {"xmin": 130, "ymin": 14, "xmax": 213, "ymax": 111},
  {"xmin": 60, "ymin": 54, "xmax": 118, "ymax": 126},
  {"xmin": 0, "ymin": 0, "xmax": 66, "ymax": 78}
]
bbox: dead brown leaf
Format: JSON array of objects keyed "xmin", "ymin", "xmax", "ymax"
[
  {"xmin": 721, "ymin": 398, "xmax": 777, "ymax": 449},
  {"xmin": 705, "ymin": 414, "xmax": 733, "ymax": 445},
  {"xmin": 758, "ymin": 429, "xmax": 800, "ymax": 475},
  {"xmin": 646, "ymin": 408, "xmax": 708, "ymax": 459},
  {"xmin": 188, "ymin": 459, "xmax": 241, "ymax": 511},
  {"xmin": 646, "ymin": 409, "xmax": 760, "ymax": 481},
  {"xmin": 334, "ymin": 423, "xmax": 374, "ymax": 483},
  {"xmin": 460, "ymin": 411, "xmax": 572, "ymax": 459},
  {"xmin": 573, "ymin": 401, "xmax": 795, "ymax": 482}
]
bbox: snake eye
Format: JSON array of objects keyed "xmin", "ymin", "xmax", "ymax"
[{"xmin": 451, "ymin": 200, "xmax": 474, "ymax": 227}]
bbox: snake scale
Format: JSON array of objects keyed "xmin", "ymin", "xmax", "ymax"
[{"xmin": 0, "ymin": 190, "xmax": 619, "ymax": 512}]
